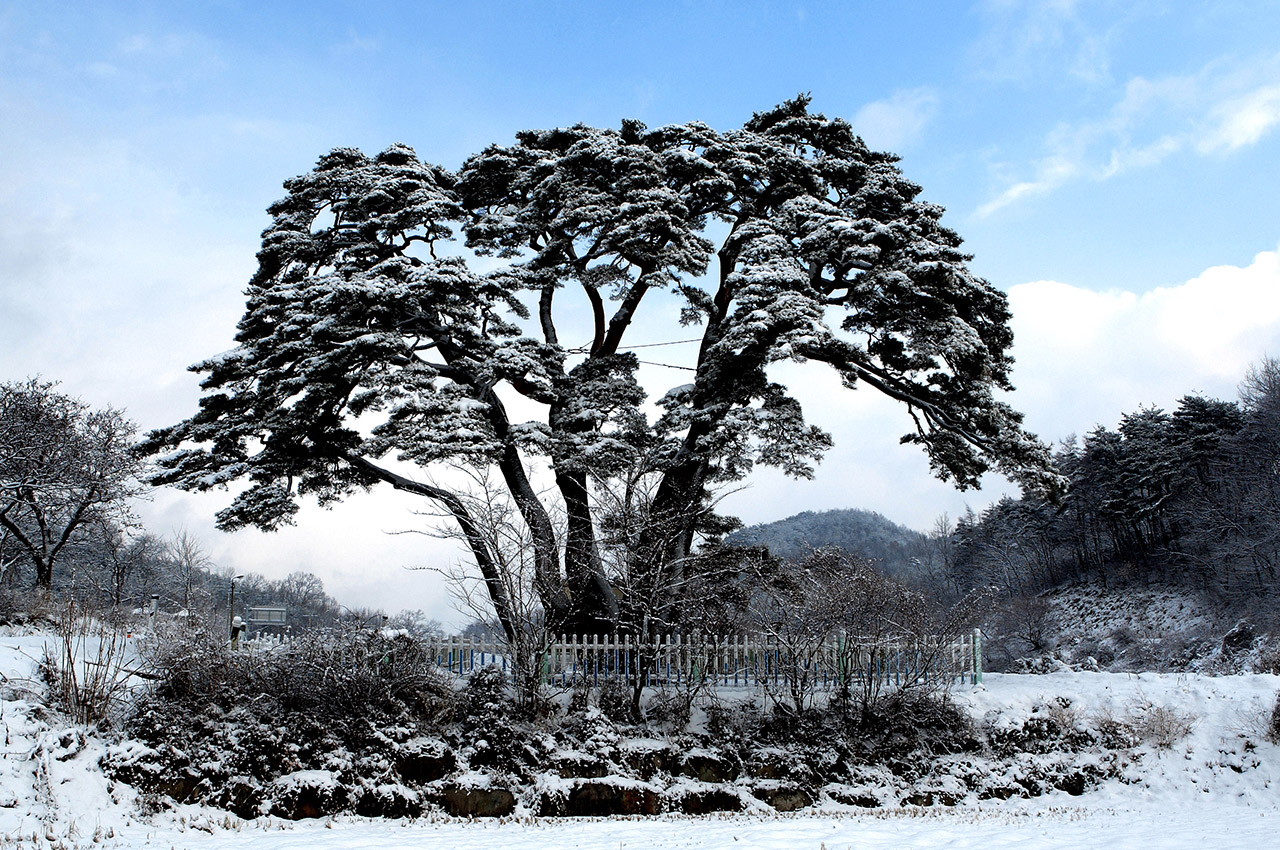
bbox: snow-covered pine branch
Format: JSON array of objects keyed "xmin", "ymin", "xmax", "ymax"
[{"xmin": 144, "ymin": 97, "xmax": 1058, "ymax": 639}]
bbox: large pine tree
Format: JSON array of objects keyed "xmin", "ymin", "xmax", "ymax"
[{"xmin": 145, "ymin": 98, "xmax": 1058, "ymax": 638}]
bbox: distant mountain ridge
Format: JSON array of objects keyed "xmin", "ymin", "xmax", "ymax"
[{"xmin": 727, "ymin": 508, "xmax": 927, "ymax": 574}]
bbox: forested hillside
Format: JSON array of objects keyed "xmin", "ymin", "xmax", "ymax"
[
  {"xmin": 729, "ymin": 508, "xmax": 929, "ymax": 575},
  {"xmin": 939, "ymin": 358, "xmax": 1280, "ymax": 671},
  {"xmin": 949, "ymin": 358, "xmax": 1280, "ymax": 607}
]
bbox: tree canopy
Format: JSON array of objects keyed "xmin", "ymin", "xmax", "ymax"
[
  {"xmin": 146, "ymin": 97, "xmax": 1057, "ymax": 637},
  {"xmin": 0, "ymin": 379, "xmax": 145, "ymax": 590}
]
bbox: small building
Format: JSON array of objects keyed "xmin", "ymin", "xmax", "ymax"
[{"xmin": 246, "ymin": 605, "xmax": 288, "ymax": 633}]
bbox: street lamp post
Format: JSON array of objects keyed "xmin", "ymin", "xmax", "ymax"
[{"xmin": 229, "ymin": 573, "xmax": 245, "ymax": 636}]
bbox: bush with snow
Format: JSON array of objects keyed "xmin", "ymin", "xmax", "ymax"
[{"xmin": 105, "ymin": 623, "xmax": 457, "ymax": 818}]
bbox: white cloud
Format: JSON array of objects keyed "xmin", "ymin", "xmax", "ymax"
[
  {"xmin": 725, "ymin": 244, "xmax": 1280, "ymax": 535},
  {"xmin": 144, "ymin": 487, "xmax": 464, "ymax": 626},
  {"xmin": 851, "ymin": 87, "xmax": 939, "ymax": 151},
  {"xmin": 977, "ymin": 154, "xmax": 1079, "ymax": 217},
  {"xmin": 1006, "ymin": 244, "xmax": 1280, "ymax": 435},
  {"xmin": 980, "ymin": 54, "xmax": 1280, "ymax": 216},
  {"xmin": 1198, "ymin": 84, "xmax": 1280, "ymax": 153}
]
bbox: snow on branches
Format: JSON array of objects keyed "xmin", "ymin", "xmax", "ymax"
[{"xmin": 144, "ymin": 97, "xmax": 1059, "ymax": 635}]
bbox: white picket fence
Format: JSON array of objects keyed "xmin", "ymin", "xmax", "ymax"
[
  {"xmin": 232, "ymin": 629, "xmax": 984, "ymax": 690},
  {"xmin": 421, "ymin": 630, "xmax": 984, "ymax": 690}
]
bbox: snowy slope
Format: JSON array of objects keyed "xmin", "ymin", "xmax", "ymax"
[{"xmin": 0, "ymin": 630, "xmax": 1277, "ymax": 849}]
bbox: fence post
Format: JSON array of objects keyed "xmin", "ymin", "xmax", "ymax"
[{"xmin": 972, "ymin": 628, "xmax": 983, "ymax": 685}]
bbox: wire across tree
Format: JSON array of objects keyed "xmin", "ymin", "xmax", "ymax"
[{"xmin": 145, "ymin": 97, "xmax": 1058, "ymax": 639}]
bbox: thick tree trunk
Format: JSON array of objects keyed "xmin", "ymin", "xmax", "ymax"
[
  {"xmin": 33, "ymin": 553, "xmax": 51, "ymax": 590},
  {"xmin": 0, "ymin": 507, "xmax": 56, "ymax": 591},
  {"xmin": 621, "ymin": 239, "xmax": 739, "ymax": 635},
  {"xmin": 556, "ymin": 467, "xmax": 618, "ymax": 634},
  {"xmin": 629, "ymin": 439, "xmax": 712, "ymax": 635},
  {"xmin": 495, "ymin": 442, "xmax": 573, "ymax": 630}
]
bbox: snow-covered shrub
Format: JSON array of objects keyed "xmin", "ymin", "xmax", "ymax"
[
  {"xmin": 1130, "ymin": 700, "xmax": 1198, "ymax": 750},
  {"xmin": 706, "ymin": 697, "xmax": 765, "ymax": 752},
  {"xmin": 39, "ymin": 602, "xmax": 134, "ymax": 728},
  {"xmin": 456, "ymin": 664, "xmax": 543, "ymax": 776},
  {"xmin": 0, "ymin": 584, "xmax": 46, "ymax": 627},
  {"xmin": 138, "ymin": 620, "xmax": 455, "ymax": 723},
  {"xmin": 1092, "ymin": 704, "xmax": 1143, "ymax": 750},
  {"xmin": 109, "ymin": 622, "xmax": 458, "ymax": 816},
  {"xmin": 1268, "ymin": 692, "xmax": 1280, "ymax": 743},
  {"xmin": 596, "ymin": 675, "xmax": 632, "ymax": 722},
  {"xmin": 986, "ymin": 697, "xmax": 1094, "ymax": 758},
  {"xmin": 1252, "ymin": 639, "xmax": 1280, "ymax": 674},
  {"xmin": 1091, "ymin": 699, "xmax": 1198, "ymax": 751},
  {"xmin": 564, "ymin": 706, "xmax": 620, "ymax": 760},
  {"xmin": 645, "ymin": 683, "xmax": 698, "ymax": 731},
  {"xmin": 1071, "ymin": 636, "xmax": 1117, "ymax": 669},
  {"xmin": 849, "ymin": 691, "xmax": 981, "ymax": 776}
]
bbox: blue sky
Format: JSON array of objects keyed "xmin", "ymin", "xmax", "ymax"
[{"xmin": 3, "ymin": 1, "xmax": 1280, "ymax": 619}]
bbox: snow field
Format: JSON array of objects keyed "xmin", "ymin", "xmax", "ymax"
[{"xmin": 1, "ymin": 630, "xmax": 1278, "ymax": 849}]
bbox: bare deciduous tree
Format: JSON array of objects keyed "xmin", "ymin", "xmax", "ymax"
[
  {"xmin": 166, "ymin": 529, "xmax": 212, "ymax": 611},
  {"xmin": 0, "ymin": 380, "xmax": 147, "ymax": 591}
]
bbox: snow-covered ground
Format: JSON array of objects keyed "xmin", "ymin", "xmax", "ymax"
[{"xmin": 1, "ymin": 630, "xmax": 1277, "ymax": 849}]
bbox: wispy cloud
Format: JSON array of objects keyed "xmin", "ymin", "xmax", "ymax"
[
  {"xmin": 1198, "ymin": 84, "xmax": 1280, "ymax": 153},
  {"xmin": 979, "ymin": 53, "xmax": 1280, "ymax": 216},
  {"xmin": 851, "ymin": 87, "xmax": 939, "ymax": 151},
  {"xmin": 333, "ymin": 29, "xmax": 380, "ymax": 55},
  {"xmin": 970, "ymin": 0, "xmax": 1119, "ymax": 85},
  {"xmin": 79, "ymin": 30, "xmax": 228, "ymax": 94}
]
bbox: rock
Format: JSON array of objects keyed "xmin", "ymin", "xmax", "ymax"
[
  {"xmin": 748, "ymin": 749, "xmax": 816, "ymax": 783},
  {"xmin": 1054, "ymin": 771, "xmax": 1087, "ymax": 796},
  {"xmin": 154, "ymin": 773, "xmax": 201, "ymax": 804},
  {"xmin": 552, "ymin": 752, "xmax": 610, "ymax": 779},
  {"xmin": 752, "ymin": 784, "xmax": 812, "ymax": 812},
  {"xmin": 565, "ymin": 779, "xmax": 663, "ymax": 816},
  {"xmin": 105, "ymin": 747, "xmax": 200, "ymax": 805},
  {"xmin": 824, "ymin": 786, "xmax": 881, "ymax": 808},
  {"xmin": 396, "ymin": 738, "xmax": 457, "ymax": 784},
  {"xmin": 217, "ymin": 776, "xmax": 263, "ymax": 820},
  {"xmin": 620, "ymin": 743, "xmax": 673, "ymax": 779},
  {"xmin": 749, "ymin": 759, "xmax": 782, "ymax": 780},
  {"xmin": 1015, "ymin": 775, "xmax": 1045, "ymax": 797},
  {"xmin": 269, "ymin": 771, "xmax": 348, "ymax": 820},
  {"xmin": 901, "ymin": 789, "xmax": 963, "ymax": 806},
  {"xmin": 354, "ymin": 783, "xmax": 424, "ymax": 818},
  {"xmin": 675, "ymin": 787, "xmax": 744, "ymax": 814},
  {"xmin": 679, "ymin": 750, "xmax": 737, "ymax": 783},
  {"xmin": 438, "ymin": 784, "xmax": 517, "ymax": 818},
  {"xmin": 1223, "ymin": 621, "xmax": 1254, "ymax": 654},
  {"xmin": 537, "ymin": 789, "xmax": 567, "ymax": 817}
]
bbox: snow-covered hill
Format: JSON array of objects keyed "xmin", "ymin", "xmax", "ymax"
[
  {"xmin": 988, "ymin": 582, "xmax": 1277, "ymax": 675},
  {"xmin": 1, "ymin": 629, "xmax": 1278, "ymax": 849}
]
